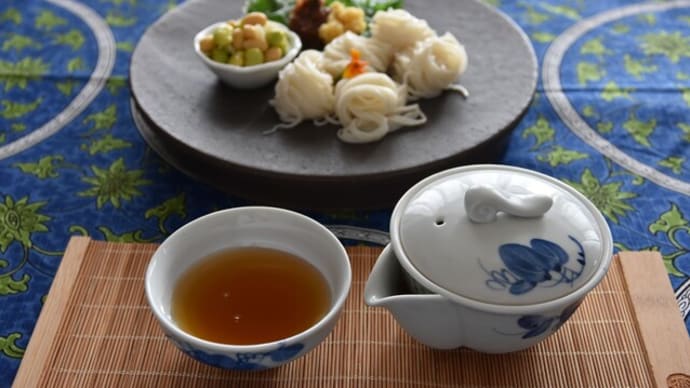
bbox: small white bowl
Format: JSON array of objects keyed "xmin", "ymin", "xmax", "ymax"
[
  {"xmin": 193, "ymin": 21, "xmax": 301, "ymax": 89},
  {"xmin": 145, "ymin": 206, "xmax": 351, "ymax": 370}
]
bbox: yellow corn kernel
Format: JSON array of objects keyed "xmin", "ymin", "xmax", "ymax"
[
  {"xmin": 340, "ymin": 8, "xmax": 365, "ymax": 33},
  {"xmin": 242, "ymin": 24, "xmax": 264, "ymax": 41},
  {"xmin": 339, "ymin": 7, "xmax": 363, "ymax": 23},
  {"xmin": 344, "ymin": 18, "xmax": 366, "ymax": 34},
  {"xmin": 330, "ymin": 1, "xmax": 345, "ymax": 20},
  {"xmin": 244, "ymin": 38, "xmax": 268, "ymax": 51},
  {"xmin": 199, "ymin": 35, "xmax": 216, "ymax": 54},
  {"xmin": 243, "ymin": 24, "xmax": 267, "ymax": 50},
  {"xmin": 265, "ymin": 46, "xmax": 283, "ymax": 62},
  {"xmin": 319, "ymin": 21, "xmax": 344, "ymax": 44},
  {"xmin": 232, "ymin": 27, "xmax": 244, "ymax": 50},
  {"xmin": 242, "ymin": 12, "xmax": 267, "ymax": 26}
]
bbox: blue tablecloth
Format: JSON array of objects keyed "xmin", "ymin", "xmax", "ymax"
[{"xmin": 1, "ymin": 0, "xmax": 690, "ymax": 385}]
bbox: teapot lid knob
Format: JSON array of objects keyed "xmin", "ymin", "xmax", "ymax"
[{"xmin": 464, "ymin": 186, "xmax": 553, "ymax": 224}]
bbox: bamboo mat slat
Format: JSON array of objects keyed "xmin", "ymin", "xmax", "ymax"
[{"xmin": 13, "ymin": 237, "xmax": 690, "ymax": 388}]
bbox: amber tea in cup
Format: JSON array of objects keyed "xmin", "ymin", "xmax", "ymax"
[
  {"xmin": 147, "ymin": 206, "xmax": 351, "ymax": 370},
  {"xmin": 171, "ymin": 246, "xmax": 331, "ymax": 345}
]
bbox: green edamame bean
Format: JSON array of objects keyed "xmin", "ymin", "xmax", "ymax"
[
  {"xmin": 229, "ymin": 50, "xmax": 245, "ymax": 66},
  {"xmin": 266, "ymin": 30, "xmax": 287, "ymax": 47},
  {"xmin": 211, "ymin": 47, "xmax": 229, "ymax": 63},
  {"xmin": 244, "ymin": 48, "xmax": 264, "ymax": 66},
  {"xmin": 213, "ymin": 25, "xmax": 233, "ymax": 47}
]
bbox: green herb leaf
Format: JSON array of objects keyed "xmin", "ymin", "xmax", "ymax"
[
  {"xmin": 244, "ymin": 0, "xmax": 402, "ymax": 25},
  {"xmin": 327, "ymin": 0, "xmax": 403, "ymax": 20},
  {"xmin": 245, "ymin": 0, "xmax": 296, "ymax": 25}
]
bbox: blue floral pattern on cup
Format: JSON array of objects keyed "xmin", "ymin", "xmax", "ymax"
[
  {"xmin": 482, "ymin": 236, "xmax": 586, "ymax": 295},
  {"xmin": 167, "ymin": 334, "xmax": 304, "ymax": 370},
  {"xmin": 516, "ymin": 301, "xmax": 582, "ymax": 339}
]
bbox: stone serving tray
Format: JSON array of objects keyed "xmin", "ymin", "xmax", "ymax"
[{"xmin": 129, "ymin": 0, "xmax": 537, "ymax": 209}]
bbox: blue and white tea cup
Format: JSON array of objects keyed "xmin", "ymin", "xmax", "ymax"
[{"xmin": 146, "ymin": 206, "xmax": 351, "ymax": 370}]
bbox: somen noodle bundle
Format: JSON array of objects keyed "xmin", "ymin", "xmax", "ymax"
[
  {"xmin": 391, "ymin": 32, "xmax": 469, "ymax": 100},
  {"xmin": 334, "ymin": 72, "xmax": 427, "ymax": 143},
  {"xmin": 268, "ymin": 8, "xmax": 468, "ymax": 143},
  {"xmin": 322, "ymin": 31, "xmax": 393, "ymax": 78},
  {"xmin": 369, "ymin": 9, "xmax": 436, "ymax": 52},
  {"xmin": 270, "ymin": 50, "xmax": 335, "ymax": 129}
]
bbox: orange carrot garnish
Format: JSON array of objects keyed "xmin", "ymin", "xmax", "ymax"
[{"xmin": 342, "ymin": 48, "xmax": 367, "ymax": 79}]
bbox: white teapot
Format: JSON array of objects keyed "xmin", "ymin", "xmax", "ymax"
[{"xmin": 364, "ymin": 165, "xmax": 613, "ymax": 353}]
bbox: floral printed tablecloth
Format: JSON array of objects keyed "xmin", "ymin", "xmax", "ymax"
[{"xmin": 1, "ymin": 0, "xmax": 690, "ymax": 385}]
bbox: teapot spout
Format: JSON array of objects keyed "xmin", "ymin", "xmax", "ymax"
[
  {"xmin": 364, "ymin": 244, "xmax": 413, "ymax": 305},
  {"xmin": 364, "ymin": 245, "xmax": 464, "ymax": 349}
]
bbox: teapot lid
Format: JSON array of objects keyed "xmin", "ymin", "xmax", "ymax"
[{"xmin": 390, "ymin": 165, "xmax": 612, "ymax": 306}]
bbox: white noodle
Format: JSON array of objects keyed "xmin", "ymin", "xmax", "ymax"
[
  {"xmin": 322, "ymin": 31, "xmax": 393, "ymax": 78},
  {"xmin": 334, "ymin": 73, "xmax": 426, "ymax": 143},
  {"xmin": 268, "ymin": 50, "xmax": 335, "ymax": 132},
  {"xmin": 391, "ymin": 32, "xmax": 468, "ymax": 100},
  {"xmin": 267, "ymin": 9, "xmax": 469, "ymax": 144},
  {"xmin": 370, "ymin": 9, "xmax": 436, "ymax": 52}
]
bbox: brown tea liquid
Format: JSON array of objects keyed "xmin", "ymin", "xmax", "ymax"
[{"xmin": 171, "ymin": 247, "xmax": 331, "ymax": 345}]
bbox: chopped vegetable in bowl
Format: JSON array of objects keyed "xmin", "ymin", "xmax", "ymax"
[
  {"xmin": 193, "ymin": 14, "xmax": 302, "ymax": 89},
  {"xmin": 198, "ymin": 12, "xmax": 293, "ymax": 67}
]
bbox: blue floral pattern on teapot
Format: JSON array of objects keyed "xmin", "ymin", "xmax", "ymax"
[
  {"xmin": 482, "ymin": 236, "xmax": 586, "ymax": 295},
  {"xmin": 516, "ymin": 301, "xmax": 583, "ymax": 339}
]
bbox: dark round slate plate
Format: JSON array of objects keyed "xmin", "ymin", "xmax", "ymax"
[{"xmin": 130, "ymin": 0, "xmax": 537, "ymax": 210}]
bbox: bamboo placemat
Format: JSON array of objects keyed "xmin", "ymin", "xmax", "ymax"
[{"xmin": 13, "ymin": 237, "xmax": 690, "ymax": 387}]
